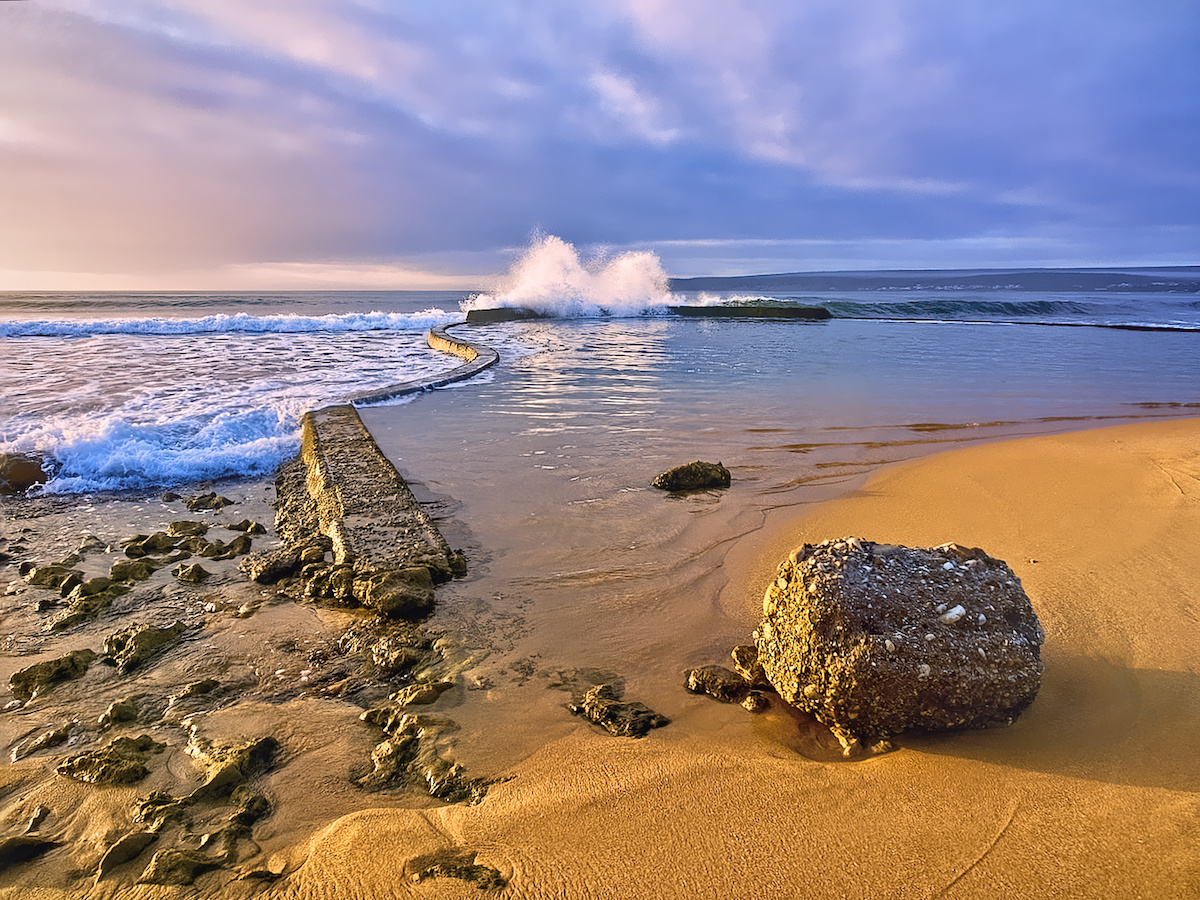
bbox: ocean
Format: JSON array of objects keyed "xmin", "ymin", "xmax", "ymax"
[
  {"xmin": 2, "ymin": 270, "xmax": 1197, "ymax": 495},
  {"xmin": 2, "ymin": 256, "xmax": 1200, "ymax": 838}
]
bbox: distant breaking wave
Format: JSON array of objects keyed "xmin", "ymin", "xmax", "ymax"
[
  {"xmin": 463, "ymin": 234, "xmax": 672, "ymax": 317},
  {"xmin": 0, "ymin": 309, "xmax": 457, "ymax": 338}
]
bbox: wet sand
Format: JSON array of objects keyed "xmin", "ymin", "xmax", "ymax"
[
  {"xmin": 278, "ymin": 417, "xmax": 1200, "ymax": 899},
  {"xmin": 2, "ymin": 417, "xmax": 1197, "ymax": 898}
]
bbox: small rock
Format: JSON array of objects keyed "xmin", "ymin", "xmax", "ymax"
[
  {"xmin": 98, "ymin": 697, "xmax": 139, "ymax": 729},
  {"xmin": 730, "ymin": 644, "xmax": 769, "ymax": 686},
  {"xmin": 96, "ymin": 832, "xmax": 157, "ymax": 879},
  {"xmin": 569, "ymin": 683, "xmax": 670, "ymax": 738},
  {"xmin": 239, "ymin": 547, "xmax": 299, "ymax": 585},
  {"xmin": 652, "ymin": 460, "xmax": 731, "ymax": 492},
  {"xmin": 0, "ymin": 453, "xmax": 48, "ymax": 496},
  {"xmin": 226, "ymin": 519, "xmax": 266, "ymax": 535},
  {"xmin": 167, "ymin": 521, "xmax": 209, "ymax": 537},
  {"xmin": 22, "ymin": 565, "xmax": 82, "ymax": 590},
  {"xmin": 12, "ymin": 724, "xmax": 72, "ymax": 760},
  {"xmin": 391, "ymin": 680, "xmax": 454, "ymax": 706},
  {"xmin": 138, "ymin": 848, "xmax": 220, "ymax": 886},
  {"xmin": 684, "ymin": 665, "xmax": 750, "ymax": 703},
  {"xmin": 741, "ymin": 690, "xmax": 771, "ymax": 713},
  {"xmin": 109, "ymin": 558, "xmax": 157, "ymax": 582},
  {"xmin": 169, "ymin": 678, "xmax": 219, "ymax": 704},
  {"xmin": 104, "ymin": 621, "xmax": 188, "ymax": 675},
  {"xmin": 184, "ymin": 492, "xmax": 234, "ymax": 512},
  {"xmin": 356, "ymin": 567, "xmax": 435, "ymax": 620},
  {"xmin": 77, "ymin": 534, "xmax": 108, "ymax": 553},
  {"xmin": 57, "ymin": 735, "xmax": 165, "ymax": 785},
  {"xmin": 173, "ymin": 563, "xmax": 211, "ymax": 584}
]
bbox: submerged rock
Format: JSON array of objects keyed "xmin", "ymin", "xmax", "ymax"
[
  {"xmin": 569, "ymin": 683, "xmax": 670, "ymax": 737},
  {"xmin": 652, "ymin": 460, "xmax": 731, "ymax": 492},
  {"xmin": 96, "ymin": 831, "xmax": 158, "ymax": 879},
  {"xmin": 57, "ymin": 734, "xmax": 165, "ymax": 785},
  {"xmin": 173, "ymin": 563, "xmax": 211, "ymax": 583},
  {"xmin": 104, "ymin": 621, "xmax": 188, "ymax": 675},
  {"xmin": 9, "ymin": 649, "xmax": 97, "ymax": 702},
  {"xmin": 358, "ymin": 710, "xmax": 490, "ymax": 803},
  {"xmin": 138, "ymin": 848, "xmax": 221, "ymax": 886},
  {"xmin": 406, "ymin": 848, "xmax": 507, "ymax": 890},
  {"xmin": 756, "ymin": 537, "xmax": 1045, "ymax": 755},
  {"xmin": 187, "ymin": 735, "xmax": 279, "ymax": 802}
]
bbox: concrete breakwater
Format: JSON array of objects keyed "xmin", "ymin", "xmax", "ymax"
[{"xmin": 251, "ymin": 322, "xmax": 493, "ymax": 616}]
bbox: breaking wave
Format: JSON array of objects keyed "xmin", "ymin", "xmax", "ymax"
[
  {"xmin": 0, "ymin": 309, "xmax": 456, "ymax": 338},
  {"xmin": 463, "ymin": 234, "xmax": 672, "ymax": 317}
]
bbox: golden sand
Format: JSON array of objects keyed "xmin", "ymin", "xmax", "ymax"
[
  {"xmin": 5, "ymin": 418, "xmax": 1197, "ymax": 899},
  {"xmin": 270, "ymin": 418, "xmax": 1200, "ymax": 900}
]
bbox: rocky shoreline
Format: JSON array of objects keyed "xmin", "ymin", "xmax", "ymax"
[{"xmin": 0, "ymin": 324, "xmax": 519, "ymax": 892}]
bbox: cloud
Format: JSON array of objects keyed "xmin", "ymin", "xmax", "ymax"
[{"xmin": 0, "ymin": 0, "xmax": 1197, "ymax": 285}]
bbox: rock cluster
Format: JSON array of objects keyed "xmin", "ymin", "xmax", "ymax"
[
  {"xmin": 652, "ymin": 460, "xmax": 731, "ymax": 492},
  {"xmin": 756, "ymin": 537, "xmax": 1044, "ymax": 754},
  {"xmin": 15, "ymin": 519, "xmax": 257, "ymax": 631}
]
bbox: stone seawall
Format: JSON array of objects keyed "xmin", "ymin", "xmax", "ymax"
[
  {"xmin": 350, "ymin": 323, "xmax": 498, "ymax": 406},
  {"xmin": 250, "ymin": 322, "xmax": 491, "ymax": 618}
]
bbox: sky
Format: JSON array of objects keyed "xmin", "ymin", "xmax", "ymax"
[{"xmin": 1, "ymin": 0, "xmax": 1198, "ymax": 289}]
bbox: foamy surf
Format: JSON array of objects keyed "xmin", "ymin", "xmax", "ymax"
[
  {"xmin": 463, "ymin": 234, "xmax": 673, "ymax": 317},
  {"xmin": 0, "ymin": 308, "xmax": 457, "ymax": 338}
]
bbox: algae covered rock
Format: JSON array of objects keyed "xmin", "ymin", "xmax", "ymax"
[
  {"xmin": 756, "ymin": 537, "xmax": 1044, "ymax": 755},
  {"xmin": 104, "ymin": 621, "xmax": 188, "ymax": 674},
  {"xmin": 652, "ymin": 460, "xmax": 731, "ymax": 492},
  {"xmin": 9, "ymin": 649, "xmax": 97, "ymax": 702}
]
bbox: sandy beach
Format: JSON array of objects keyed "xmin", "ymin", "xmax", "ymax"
[
  {"xmin": 2, "ymin": 416, "xmax": 1197, "ymax": 899},
  {"xmin": 267, "ymin": 416, "xmax": 1200, "ymax": 900}
]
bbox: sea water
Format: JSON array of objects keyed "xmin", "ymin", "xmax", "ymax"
[
  {"xmin": 2, "ymin": 244, "xmax": 1199, "ymax": 770},
  {"xmin": 2, "ymin": 245, "xmax": 1197, "ymax": 496}
]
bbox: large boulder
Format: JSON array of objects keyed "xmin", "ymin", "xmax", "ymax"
[{"xmin": 756, "ymin": 537, "xmax": 1044, "ymax": 755}]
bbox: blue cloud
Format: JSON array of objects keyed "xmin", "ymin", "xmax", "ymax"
[{"xmin": 1, "ymin": 0, "xmax": 1197, "ymax": 285}]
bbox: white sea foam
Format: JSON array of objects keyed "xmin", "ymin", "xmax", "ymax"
[
  {"xmin": 0, "ymin": 308, "xmax": 456, "ymax": 338},
  {"xmin": 17, "ymin": 408, "xmax": 302, "ymax": 494},
  {"xmin": 0, "ymin": 306, "xmax": 465, "ymax": 493},
  {"xmin": 463, "ymin": 234, "xmax": 672, "ymax": 317}
]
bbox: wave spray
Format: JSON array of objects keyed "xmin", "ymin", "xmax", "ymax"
[{"xmin": 464, "ymin": 234, "xmax": 672, "ymax": 317}]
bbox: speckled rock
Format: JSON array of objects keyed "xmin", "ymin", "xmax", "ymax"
[{"xmin": 756, "ymin": 537, "xmax": 1044, "ymax": 755}]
